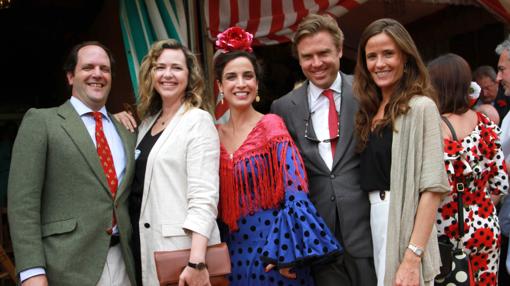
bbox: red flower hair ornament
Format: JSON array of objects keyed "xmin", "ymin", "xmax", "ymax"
[{"xmin": 215, "ymin": 27, "xmax": 253, "ymax": 53}]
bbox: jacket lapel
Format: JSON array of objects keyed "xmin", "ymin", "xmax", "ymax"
[
  {"xmin": 136, "ymin": 111, "xmax": 160, "ymax": 147},
  {"xmin": 290, "ymin": 82, "xmax": 330, "ymax": 172},
  {"xmin": 58, "ymin": 101, "xmax": 111, "ymax": 194},
  {"xmin": 332, "ymin": 73, "xmax": 356, "ymax": 169},
  {"xmin": 111, "ymin": 115, "xmax": 135, "ymax": 201},
  {"xmin": 140, "ymin": 104, "xmax": 186, "ymax": 215}
]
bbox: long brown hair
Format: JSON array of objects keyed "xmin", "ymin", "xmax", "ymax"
[
  {"xmin": 428, "ymin": 53, "xmax": 472, "ymax": 114},
  {"xmin": 354, "ymin": 18, "xmax": 436, "ymax": 152},
  {"xmin": 136, "ymin": 39, "xmax": 205, "ymax": 120}
]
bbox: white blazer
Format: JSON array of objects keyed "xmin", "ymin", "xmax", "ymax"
[{"xmin": 136, "ymin": 105, "xmax": 221, "ymax": 285}]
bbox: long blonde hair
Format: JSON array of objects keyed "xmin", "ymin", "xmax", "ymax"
[
  {"xmin": 354, "ymin": 18, "xmax": 436, "ymax": 152},
  {"xmin": 136, "ymin": 39, "xmax": 205, "ymax": 120}
]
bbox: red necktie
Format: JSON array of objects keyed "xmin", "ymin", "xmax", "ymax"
[
  {"xmin": 323, "ymin": 89, "xmax": 338, "ymax": 157},
  {"xmin": 92, "ymin": 112, "xmax": 118, "ymax": 233}
]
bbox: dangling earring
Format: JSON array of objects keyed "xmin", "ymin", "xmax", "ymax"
[
  {"xmin": 255, "ymin": 90, "xmax": 260, "ymax": 102},
  {"xmin": 219, "ymin": 91, "xmax": 224, "ymax": 105}
]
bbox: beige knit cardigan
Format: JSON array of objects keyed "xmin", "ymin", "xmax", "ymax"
[{"xmin": 384, "ymin": 96, "xmax": 450, "ymax": 286}]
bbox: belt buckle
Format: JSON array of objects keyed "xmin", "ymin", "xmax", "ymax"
[{"xmin": 379, "ymin": 190, "xmax": 386, "ymax": 201}]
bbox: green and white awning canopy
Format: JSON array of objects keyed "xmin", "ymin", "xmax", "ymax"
[
  {"xmin": 120, "ymin": 0, "xmax": 510, "ymax": 104},
  {"xmin": 119, "ymin": 0, "xmax": 192, "ymax": 99}
]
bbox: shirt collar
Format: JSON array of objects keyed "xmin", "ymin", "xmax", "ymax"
[
  {"xmin": 70, "ymin": 96, "xmax": 110, "ymax": 121},
  {"xmin": 308, "ymin": 72, "xmax": 342, "ymax": 105}
]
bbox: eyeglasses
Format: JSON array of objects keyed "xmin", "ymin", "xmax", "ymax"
[
  {"xmin": 480, "ymin": 82, "xmax": 497, "ymax": 92},
  {"xmin": 304, "ymin": 112, "xmax": 339, "ymax": 143}
]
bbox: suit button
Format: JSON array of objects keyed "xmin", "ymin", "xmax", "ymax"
[
  {"xmin": 330, "ymin": 195, "xmax": 336, "ymax": 201},
  {"xmin": 144, "ymin": 223, "xmax": 150, "ymax": 228},
  {"xmin": 330, "ymin": 174, "xmax": 335, "ymax": 179}
]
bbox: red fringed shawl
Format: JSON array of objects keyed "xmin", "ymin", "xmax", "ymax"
[{"xmin": 219, "ymin": 114, "xmax": 308, "ymax": 231}]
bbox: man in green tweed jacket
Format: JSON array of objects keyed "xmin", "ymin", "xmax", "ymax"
[{"xmin": 8, "ymin": 41, "xmax": 136, "ymax": 286}]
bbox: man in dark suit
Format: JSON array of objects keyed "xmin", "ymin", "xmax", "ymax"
[
  {"xmin": 473, "ymin": 65, "xmax": 510, "ymax": 123},
  {"xmin": 271, "ymin": 14, "xmax": 376, "ymax": 286},
  {"xmin": 8, "ymin": 42, "xmax": 136, "ymax": 286},
  {"xmin": 496, "ymin": 35, "xmax": 510, "ymax": 286}
]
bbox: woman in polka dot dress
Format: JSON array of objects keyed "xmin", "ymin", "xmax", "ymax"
[
  {"xmin": 429, "ymin": 53, "xmax": 509, "ymax": 285},
  {"xmin": 214, "ymin": 27, "xmax": 342, "ymax": 286}
]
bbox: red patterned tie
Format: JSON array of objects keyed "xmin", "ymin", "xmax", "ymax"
[
  {"xmin": 323, "ymin": 89, "xmax": 338, "ymax": 157},
  {"xmin": 92, "ymin": 112, "xmax": 118, "ymax": 233}
]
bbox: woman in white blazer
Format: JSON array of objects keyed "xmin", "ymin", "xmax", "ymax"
[{"xmin": 124, "ymin": 39, "xmax": 220, "ymax": 286}]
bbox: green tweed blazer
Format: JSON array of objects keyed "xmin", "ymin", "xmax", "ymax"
[{"xmin": 8, "ymin": 101, "xmax": 136, "ymax": 286}]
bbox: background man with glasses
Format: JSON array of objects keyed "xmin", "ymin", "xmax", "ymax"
[
  {"xmin": 474, "ymin": 65, "xmax": 510, "ymax": 122},
  {"xmin": 271, "ymin": 14, "xmax": 376, "ymax": 286}
]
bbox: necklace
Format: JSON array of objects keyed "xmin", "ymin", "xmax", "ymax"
[{"xmin": 158, "ymin": 112, "xmax": 172, "ymax": 126}]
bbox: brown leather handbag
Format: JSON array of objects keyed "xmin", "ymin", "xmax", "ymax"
[{"xmin": 154, "ymin": 242, "xmax": 231, "ymax": 286}]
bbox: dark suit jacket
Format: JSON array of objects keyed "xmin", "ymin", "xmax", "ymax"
[
  {"xmin": 8, "ymin": 101, "xmax": 136, "ymax": 286},
  {"xmin": 271, "ymin": 73, "xmax": 373, "ymax": 258},
  {"xmin": 494, "ymin": 85, "xmax": 510, "ymax": 124}
]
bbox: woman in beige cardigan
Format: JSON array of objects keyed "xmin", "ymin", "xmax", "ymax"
[{"xmin": 354, "ymin": 18, "xmax": 449, "ymax": 286}]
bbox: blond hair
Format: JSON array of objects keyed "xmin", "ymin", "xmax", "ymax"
[
  {"xmin": 292, "ymin": 13, "xmax": 344, "ymax": 57},
  {"xmin": 137, "ymin": 39, "xmax": 205, "ymax": 120}
]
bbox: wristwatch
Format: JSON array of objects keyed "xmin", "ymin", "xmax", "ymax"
[
  {"xmin": 187, "ymin": 261, "xmax": 208, "ymax": 270},
  {"xmin": 407, "ymin": 243, "xmax": 424, "ymax": 257}
]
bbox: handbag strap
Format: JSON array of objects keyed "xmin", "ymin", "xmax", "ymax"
[
  {"xmin": 441, "ymin": 116, "xmax": 458, "ymax": 141},
  {"xmin": 441, "ymin": 116, "xmax": 465, "ymax": 243}
]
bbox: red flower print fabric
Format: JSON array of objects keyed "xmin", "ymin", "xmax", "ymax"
[{"xmin": 437, "ymin": 112, "xmax": 508, "ymax": 285}]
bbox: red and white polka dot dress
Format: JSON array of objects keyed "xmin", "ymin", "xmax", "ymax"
[{"xmin": 437, "ymin": 112, "xmax": 508, "ymax": 286}]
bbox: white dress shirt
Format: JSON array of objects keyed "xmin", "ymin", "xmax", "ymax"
[
  {"xmin": 20, "ymin": 96, "xmax": 126, "ymax": 282},
  {"xmin": 307, "ymin": 72, "xmax": 342, "ymax": 170},
  {"xmin": 70, "ymin": 96, "xmax": 126, "ymax": 183}
]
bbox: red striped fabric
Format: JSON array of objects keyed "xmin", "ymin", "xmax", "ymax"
[
  {"xmin": 293, "ymin": 0, "xmax": 309, "ymax": 22},
  {"xmin": 230, "ymin": 0, "xmax": 240, "ymax": 29},
  {"xmin": 208, "ymin": 0, "xmax": 509, "ymax": 121},
  {"xmin": 315, "ymin": 0, "xmax": 330, "ymax": 11},
  {"xmin": 206, "ymin": 0, "xmax": 366, "ymax": 121},
  {"xmin": 269, "ymin": 1, "xmax": 284, "ymax": 34},
  {"xmin": 246, "ymin": 0, "xmax": 261, "ymax": 35},
  {"xmin": 205, "ymin": 0, "xmax": 366, "ymax": 46},
  {"xmin": 207, "ymin": 0, "xmax": 220, "ymax": 41},
  {"xmin": 477, "ymin": 0, "xmax": 510, "ymax": 23}
]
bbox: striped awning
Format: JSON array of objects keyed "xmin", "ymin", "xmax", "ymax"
[
  {"xmin": 205, "ymin": 0, "xmax": 367, "ymax": 47},
  {"xmin": 207, "ymin": 0, "xmax": 367, "ymax": 122},
  {"xmin": 119, "ymin": 0, "xmax": 191, "ymax": 99},
  {"xmin": 119, "ymin": 0, "xmax": 507, "ymax": 121}
]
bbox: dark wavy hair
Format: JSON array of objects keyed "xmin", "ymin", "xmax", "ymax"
[
  {"xmin": 428, "ymin": 53, "xmax": 472, "ymax": 115},
  {"xmin": 354, "ymin": 18, "xmax": 436, "ymax": 152}
]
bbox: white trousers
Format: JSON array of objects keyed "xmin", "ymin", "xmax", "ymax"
[
  {"xmin": 96, "ymin": 244, "xmax": 131, "ymax": 286},
  {"xmin": 369, "ymin": 191, "xmax": 390, "ymax": 286}
]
